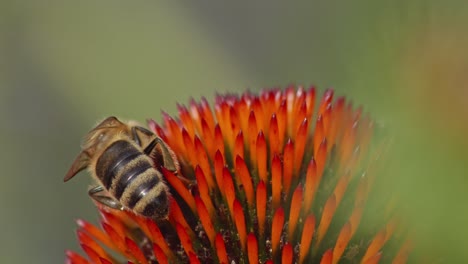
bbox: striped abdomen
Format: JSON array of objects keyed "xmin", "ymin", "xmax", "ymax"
[{"xmin": 95, "ymin": 140, "xmax": 169, "ymax": 219}]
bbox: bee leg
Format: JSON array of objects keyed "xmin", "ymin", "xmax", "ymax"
[
  {"xmin": 88, "ymin": 186, "xmax": 124, "ymax": 210},
  {"xmin": 131, "ymin": 126, "xmax": 154, "ymax": 147},
  {"xmin": 144, "ymin": 137, "xmax": 178, "ymax": 173}
]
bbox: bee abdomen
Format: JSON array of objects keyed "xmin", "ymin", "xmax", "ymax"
[{"xmin": 96, "ymin": 140, "xmax": 142, "ymax": 189}]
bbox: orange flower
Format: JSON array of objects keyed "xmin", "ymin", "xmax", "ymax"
[{"xmin": 66, "ymin": 86, "xmax": 411, "ymax": 263}]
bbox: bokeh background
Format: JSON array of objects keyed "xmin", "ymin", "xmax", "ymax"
[{"xmin": 1, "ymin": 1, "xmax": 467, "ymax": 263}]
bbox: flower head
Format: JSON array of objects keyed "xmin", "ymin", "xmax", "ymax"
[{"xmin": 66, "ymin": 85, "xmax": 411, "ymax": 263}]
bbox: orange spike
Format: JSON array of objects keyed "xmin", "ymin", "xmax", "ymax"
[
  {"xmin": 316, "ymin": 194, "xmax": 337, "ymax": 246},
  {"xmin": 349, "ymin": 204, "xmax": 364, "ymax": 236},
  {"xmin": 316, "ymin": 139, "xmax": 327, "ymax": 183},
  {"xmin": 215, "ymin": 233, "xmax": 229, "ymax": 264},
  {"xmin": 322, "ymin": 104, "xmax": 332, "ymax": 137},
  {"xmin": 80, "ymin": 244, "xmax": 101, "ymax": 264},
  {"xmin": 163, "ymin": 168, "xmax": 196, "ymax": 213},
  {"xmin": 229, "ymin": 105, "xmax": 241, "ymax": 140},
  {"xmin": 247, "ymin": 233, "xmax": 258, "ymax": 264},
  {"xmin": 188, "ymin": 252, "xmax": 201, "ymax": 264},
  {"xmin": 271, "ymin": 154, "xmax": 282, "ymax": 210},
  {"xmin": 194, "ymin": 166, "xmax": 215, "ymax": 217},
  {"xmin": 188, "ymin": 98, "xmax": 202, "ymax": 134},
  {"xmin": 233, "ymin": 199, "xmax": 247, "ymax": 250},
  {"xmin": 168, "ymin": 198, "xmax": 193, "ymax": 238},
  {"xmin": 194, "ymin": 136, "xmax": 215, "ymax": 190},
  {"xmin": 269, "ymin": 114, "xmax": 280, "ymax": 155},
  {"xmin": 181, "ymin": 129, "xmax": 196, "ymax": 166},
  {"xmin": 252, "ymin": 98, "xmax": 265, "ymax": 132},
  {"xmin": 77, "ymin": 230, "xmax": 112, "ymax": 261},
  {"xmin": 392, "ymin": 238, "xmax": 412, "ymax": 264},
  {"xmin": 125, "ymin": 237, "xmax": 148, "ymax": 264},
  {"xmin": 318, "ymin": 89, "xmax": 334, "ymax": 117},
  {"xmin": 234, "ymin": 131, "xmax": 245, "ymax": 161},
  {"xmin": 362, "ymin": 252, "xmax": 382, "ymax": 264},
  {"xmin": 320, "ymin": 249, "xmax": 333, "ymax": 264},
  {"xmin": 195, "ymin": 197, "xmax": 216, "ymax": 246},
  {"xmin": 248, "ymin": 110, "xmax": 258, "ymax": 165},
  {"xmin": 333, "ymin": 171, "xmax": 351, "ymax": 206},
  {"xmin": 100, "ymin": 210, "xmax": 126, "ymax": 239},
  {"xmin": 235, "ymin": 156, "xmax": 255, "ymax": 207},
  {"xmin": 303, "ymin": 159, "xmax": 318, "ymax": 213},
  {"xmin": 175, "ymin": 222, "xmax": 195, "ymax": 257},
  {"xmin": 201, "ymin": 118, "xmax": 215, "ymax": 159},
  {"xmin": 299, "ymin": 215, "xmax": 316, "ymax": 264},
  {"xmin": 282, "ymin": 242, "xmax": 294, "ymax": 264},
  {"xmin": 237, "ymin": 98, "xmax": 250, "ymax": 134},
  {"xmin": 200, "ymin": 97, "xmax": 215, "ymax": 132},
  {"xmin": 162, "ymin": 113, "xmax": 183, "ymax": 154},
  {"xmin": 271, "ymin": 207, "xmax": 285, "ymax": 255},
  {"xmin": 293, "ymin": 101, "xmax": 307, "ymax": 139},
  {"xmin": 101, "ymin": 223, "xmax": 126, "ymax": 256},
  {"xmin": 214, "ymin": 124, "xmax": 225, "ymax": 158},
  {"xmin": 65, "ymin": 250, "xmax": 90, "ymax": 264},
  {"xmin": 177, "ymin": 104, "xmax": 196, "ymax": 139},
  {"xmin": 77, "ymin": 219, "xmax": 114, "ymax": 251},
  {"xmin": 332, "ymin": 222, "xmax": 352, "ymax": 264},
  {"xmin": 277, "ymin": 100, "xmax": 287, "ymax": 145},
  {"xmin": 152, "ymin": 244, "xmax": 168, "ymax": 264},
  {"xmin": 282, "ymin": 139, "xmax": 294, "ymax": 195},
  {"xmin": 214, "ymin": 150, "xmax": 225, "ymax": 196},
  {"xmin": 256, "ymin": 180, "xmax": 267, "ymax": 236},
  {"xmin": 288, "ymin": 185, "xmax": 303, "ymax": 238},
  {"xmin": 146, "ymin": 219, "xmax": 173, "ymax": 260},
  {"xmin": 256, "ymin": 131, "xmax": 267, "ymax": 183},
  {"xmin": 361, "ymin": 229, "xmax": 387, "ymax": 263},
  {"xmin": 313, "ymin": 116, "xmax": 325, "ymax": 157},
  {"xmin": 215, "ymin": 102, "xmax": 233, "ymax": 151},
  {"xmin": 293, "ymin": 118, "xmax": 308, "ymax": 174},
  {"xmin": 305, "ymin": 86, "xmax": 316, "ymax": 120},
  {"xmin": 223, "ymin": 168, "xmax": 236, "ymax": 220}
]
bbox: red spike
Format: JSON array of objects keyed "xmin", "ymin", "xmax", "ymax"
[
  {"xmin": 80, "ymin": 244, "xmax": 101, "ymax": 264},
  {"xmin": 175, "ymin": 222, "xmax": 195, "ymax": 257},
  {"xmin": 271, "ymin": 154, "xmax": 282, "ymax": 210},
  {"xmin": 195, "ymin": 196, "xmax": 216, "ymax": 246},
  {"xmin": 234, "ymin": 131, "xmax": 245, "ymax": 161},
  {"xmin": 214, "ymin": 124, "xmax": 225, "ymax": 158},
  {"xmin": 194, "ymin": 136, "xmax": 215, "ymax": 190},
  {"xmin": 100, "ymin": 223, "xmax": 125, "ymax": 257},
  {"xmin": 282, "ymin": 139, "xmax": 294, "ymax": 195},
  {"xmin": 223, "ymin": 168, "xmax": 236, "ymax": 220},
  {"xmin": 163, "ymin": 168, "xmax": 196, "ymax": 213},
  {"xmin": 214, "ymin": 150, "xmax": 225, "ymax": 196},
  {"xmin": 235, "ymin": 156, "xmax": 254, "ymax": 208},
  {"xmin": 282, "ymin": 242, "xmax": 294, "ymax": 264},
  {"xmin": 168, "ymin": 198, "xmax": 193, "ymax": 238},
  {"xmin": 299, "ymin": 215, "xmax": 316, "ymax": 264},
  {"xmin": 194, "ymin": 166, "xmax": 215, "ymax": 217},
  {"xmin": 256, "ymin": 131, "xmax": 267, "ymax": 184},
  {"xmin": 152, "ymin": 244, "xmax": 168, "ymax": 264},
  {"xmin": 256, "ymin": 180, "xmax": 267, "ymax": 237},
  {"xmin": 215, "ymin": 233, "xmax": 229, "ymax": 264},
  {"xmin": 248, "ymin": 110, "xmax": 258, "ymax": 165},
  {"xmin": 316, "ymin": 194, "xmax": 337, "ymax": 247},
  {"xmin": 288, "ymin": 185, "xmax": 303, "ymax": 238},
  {"xmin": 65, "ymin": 251, "xmax": 89, "ymax": 264},
  {"xmin": 271, "ymin": 207, "xmax": 285, "ymax": 255},
  {"xmin": 145, "ymin": 217, "xmax": 173, "ymax": 260},
  {"xmin": 332, "ymin": 222, "xmax": 352, "ymax": 264},
  {"xmin": 247, "ymin": 233, "xmax": 258, "ymax": 264},
  {"xmin": 233, "ymin": 199, "xmax": 247, "ymax": 250},
  {"xmin": 201, "ymin": 118, "xmax": 215, "ymax": 159},
  {"xmin": 125, "ymin": 237, "xmax": 148, "ymax": 264},
  {"xmin": 320, "ymin": 249, "xmax": 333, "ymax": 264},
  {"xmin": 188, "ymin": 252, "xmax": 201, "ymax": 264}
]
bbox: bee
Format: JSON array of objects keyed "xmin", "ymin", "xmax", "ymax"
[{"xmin": 64, "ymin": 116, "xmax": 179, "ymax": 220}]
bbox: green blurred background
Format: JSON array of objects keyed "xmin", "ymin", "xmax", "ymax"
[{"xmin": 1, "ymin": 1, "xmax": 467, "ymax": 263}]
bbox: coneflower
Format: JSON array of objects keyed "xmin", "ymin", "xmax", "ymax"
[{"xmin": 66, "ymin": 85, "xmax": 411, "ymax": 264}]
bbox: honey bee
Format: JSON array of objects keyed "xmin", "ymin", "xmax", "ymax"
[{"xmin": 64, "ymin": 116, "xmax": 178, "ymax": 219}]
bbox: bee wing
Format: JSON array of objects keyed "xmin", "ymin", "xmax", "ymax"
[{"xmin": 64, "ymin": 151, "xmax": 90, "ymax": 182}]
